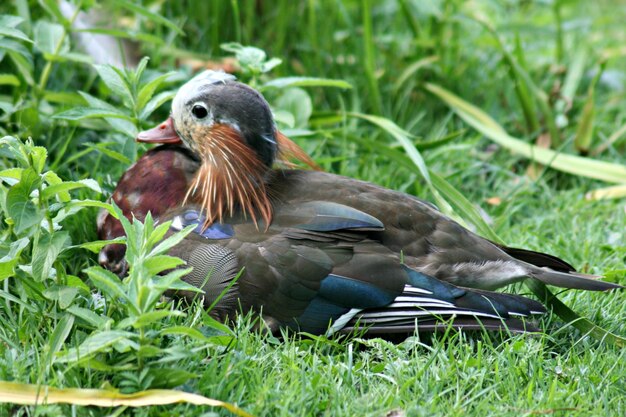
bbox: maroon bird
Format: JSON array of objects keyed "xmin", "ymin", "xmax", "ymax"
[{"xmin": 98, "ymin": 71, "xmax": 621, "ymax": 335}]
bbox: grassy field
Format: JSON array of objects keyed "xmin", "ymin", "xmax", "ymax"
[{"xmin": 0, "ymin": 1, "xmax": 625, "ymax": 416}]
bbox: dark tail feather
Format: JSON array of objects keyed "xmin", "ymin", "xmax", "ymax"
[
  {"xmin": 532, "ymin": 269, "xmax": 624, "ymax": 291},
  {"xmin": 499, "ymin": 246, "xmax": 575, "ymax": 272}
]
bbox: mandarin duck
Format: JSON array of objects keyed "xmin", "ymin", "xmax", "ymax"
[{"xmin": 97, "ymin": 71, "xmax": 621, "ymax": 335}]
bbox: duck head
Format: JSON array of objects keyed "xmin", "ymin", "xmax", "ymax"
[{"xmin": 137, "ymin": 71, "xmax": 316, "ymax": 227}]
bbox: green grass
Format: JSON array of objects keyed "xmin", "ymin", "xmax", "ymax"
[{"xmin": 1, "ymin": 0, "xmax": 625, "ymax": 416}]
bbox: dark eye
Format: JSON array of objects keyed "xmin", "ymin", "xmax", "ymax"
[{"xmin": 192, "ymin": 104, "xmax": 208, "ymax": 119}]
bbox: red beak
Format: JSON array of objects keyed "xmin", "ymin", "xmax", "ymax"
[{"xmin": 136, "ymin": 117, "xmax": 182, "ymax": 144}]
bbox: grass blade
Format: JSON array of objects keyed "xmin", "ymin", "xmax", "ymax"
[{"xmin": 425, "ymin": 83, "xmax": 626, "ymax": 184}]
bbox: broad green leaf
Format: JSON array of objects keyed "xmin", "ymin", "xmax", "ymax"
[
  {"xmin": 66, "ymin": 305, "xmax": 110, "ymax": 329},
  {"xmin": 29, "ymin": 145, "xmax": 47, "ymax": 174},
  {"xmin": 0, "ymin": 38, "xmax": 31, "ymax": 59},
  {"xmin": 143, "ymin": 255, "xmax": 185, "ymax": 275},
  {"xmin": 0, "ymin": 136, "xmax": 29, "ymax": 170},
  {"xmin": 0, "ymin": 25, "xmax": 32, "ymax": 43},
  {"xmin": 54, "ymin": 330, "xmax": 136, "ymax": 363},
  {"xmin": 0, "ymin": 74, "xmax": 20, "ymax": 86},
  {"xmin": 32, "ymin": 231, "xmax": 70, "ymax": 281},
  {"xmin": 8, "ymin": 51, "xmax": 34, "ymax": 85},
  {"xmin": 41, "ymin": 179, "xmax": 101, "ymax": 200},
  {"xmin": 78, "ymin": 91, "xmax": 138, "ymax": 137},
  {"xmin": 83, "ymin": 143, "xmax": 132, "ymax": 164},
  {"xmin": 0, "ymin": 15, "xmax": 24, "ymax": 28},
  {"xmin": 53, "ymin": 199, "xmax": 117, "ymax": 224},
  {"xmin": 52, "ymin": 107, "xmax": 131, "ymax": 121},
  {"xmin": 6, "ymin": 167, "xmax": 42, "ymax": 234},
  {"xmin": 43, "ymin": 285, "xmax": 78, "ymax": 309},
  {"xmin": 152, "ymin": 268, "xmax": 198, "ymax": 293},
  {"xmin": 146, "ymin": 221, "xmax": 172, "ymax": 249},
  {"xmin": 263, "ymin": 77, "xmax": 352, "ymax": 90},
  {"xmin": 33, "ymin": 21, "xmax": 65, "ymax": 54},
  {"xmin": 111, "ymin": 0, "xmax": 185, "ymax": 35},
  {"xmin": 139, "ymin": 90, "xmax": 175, "ymax": 120},
  {"xmin": 0, "ymin": 381, "xmax": 254, "ymax": 416},
  {"xmin": 84, "ymin": 266, "xmax": 129, "ymax": 305},
  {"xmin": 93, "ymin": 64, "xmax": 134, "ymax": 106},
  {"xmin": 42, "ymin": 171, "xmax": 69, "ymax": 201},
  {"xmin": 150, "ymin": 225, "xmax": 195, "ymax": 257},
  {"xmin": 0, "ymin": 237, "xmax": 29, "ymax": 280},
  {"xmin": 0, "ymin": 167, "xmax": 22, "ymax": 181},
  {"xmin": 160, "ymin": 326, "xmax": 212, "ymax": 342},
  {"xmin": 137, "ymin": 71, "xmax": 176, "ymax": 111},
  {"xmin": 425, "ymin": 83, "xmax": 626, "ymax": 184},
  {"xmin": 131, "ymin": 310, "xmax": 186, "ymax": 328},
  {"xmin": 275, "ymin": 88, "xmax": 312, "ymax": 128},
  {"xmin": 71, "ymin": 238, "xmax": 125, "ymax": 254}
]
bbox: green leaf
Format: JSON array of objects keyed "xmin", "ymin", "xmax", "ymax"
[
  {"xmin": 150, "ymin": 225, "xmax": 195, "ymax": 257},
  {"xmin": 111, "ymin": 0, "xmax": 185, "ymax": 35},
  {"xmin": 53, "ymin": 199, "xmax": 117, "ymax": 224},
  {"xmin": 0, "ymin": 74, "xmax": 20, "ymax": 86},
  {"xmin": 0, "ymin": 15, "xmax": 24, "ymax": 28},
  {"xmin": 0, "ymin": 38, "xmax": 31, "ymax": 59},
  {"xmin": 29, "ymin": 146, "xmax": 47, "ymax": 174},
  {"xmin": 53, "ymin": 107, "xmax": 131, "ymax": 121},
  {"xmin": 0, "ymin": 25, "xmax": 32, "ymax": 44},
  {"xmin": 32, "ymin": 231, "xmax": 70, "ymax": 281},
  {"xmin": 41, "ymin": 179, "xmax": 102, "ymax": 200},
  {"xmin": 0, "ymin": 237, "xmax": 29, "ymax": 280},
  {"xmin": 160, "ymin": 326, "xmax": 212, "ymax": 342},
  {"xmin": 275, "ymin": 88, "xmax": 312, "ymax": 128},
  {"xmin": 47, "ymin": 314, "xmax": 74, "ymax": 360},
  {"xmin": 83, "ymin": 143, "xmax": 132, "ymax": 165},
  {"xmin": 8, "ymin": 51, "xmax": 34, "ymax": 85},
  {"xmin": 85, "ymin": 266, "xmax": 129, "ymax": 304},
  {"xmin": 71, "ymin": 238, "xmax": 125, "ymax": 254},
  {"xmin": 263, "ymin": 77, "xmax": 352, "ymax": 90},
  {"xmin": 77, "ymin": 91, "xmax": 138, "ymax": 137},
  {"xmin": 54, "ymin": 330, "xmax": 136, "ymax": 363},
  {"xmin": 139, "ymin": 90, "xmax": 176, "ymax": 120},
  {"xmin": 143, "ymin": 255, "xmax": 185, "ymax": 275},
  {"xmin": 6, "ymin": 167, "xmax": 42, "ymax": 234},
  {"xmin": 33, "ymin": 21, "xmax": 65, "ymax": 54},
  {"xmin": 0, "ymin": 167, "xmax": 22, "ymax": 181},
  {"xmin": 0, "ymin": 136, "xmax": 29, "ymax": 170},
  {"xmin": 66, "ymin": 305, "xmax": 110, "ymax": 329},
  {"xmin": 43, "ymin": 285, "xmax": 78, "ymax": 309},
  {"xmin": 137, "ymin": 71, "xmax": 176, "ymax": 111},
  {"xmin": 425, "ymin": 83, "xmax": 626, "ymax": 184},
  {"xmin": 93, "ymin": 64, "xmax": 134, "ymax": 106},
  {"xmin": 131, "ymin": 310, "xmax": 186, "ymax": 329}
]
